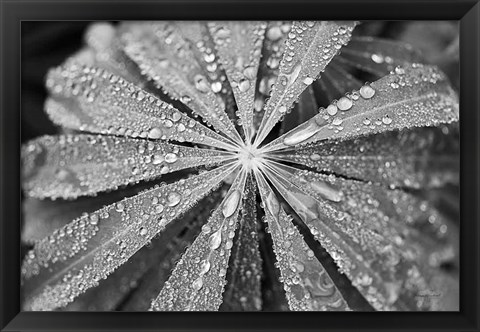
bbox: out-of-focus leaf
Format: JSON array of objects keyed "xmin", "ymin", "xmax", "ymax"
[
  {"xmin": 21, "ymin": 163, "xmax": 237, "ymax": 311},
  {"xmin": 22, "ymin": 134, "xmax": 233, "ymax": 199},
  {"xmin": 255, "ymin": 21, "xmax": 357, "ymax": 145}
]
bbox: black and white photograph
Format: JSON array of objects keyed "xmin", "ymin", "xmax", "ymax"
[{"xmin": 20, "ymin": 20, "xmax": 461, "ymax": 312}]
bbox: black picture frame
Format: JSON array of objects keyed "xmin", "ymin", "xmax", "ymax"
[{"xmin": 1, "ymin": 0, "xmax": 479, "ymax": 331}]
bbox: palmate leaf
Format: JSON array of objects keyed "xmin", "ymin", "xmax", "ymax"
[
  {"xmin": 255, "ymin": 171, "xmax": 349, "ymax": 311},
  {"xmin": 21, "ymin": 163, "xmax": 237, "ymax": 310},
  {"xmin": 22, "ymin": 134, "xmax": 233, "ymax": 199},
  {"xmin": 150, "ymin": 169, "xmax": 247, "ymax": 311},
  {"xmin": 45, "ymin": 64, "xmax": 236, "ymax": 150},
  {"xmin": 21, "ymin": 21, "xmax": 459, "ymax": 312},
  {"xmin": 266, "ymin": 63, "xmax": 458, "ymax": 152},
  {"xmin": 262, "ymin": 162, "xmax": 457, "ymax": 310},
  {"xmin": 120, "ymin": 22, "xmax": 243, "ymax": 143},
  {"xmin": 270, "ymin": 126, "xmax": 459, "ymax": 188},
  {"xmin": 254, "ymin": 21, "xmax": 357, "ymax": 145}
]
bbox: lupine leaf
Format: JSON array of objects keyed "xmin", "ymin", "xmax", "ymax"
[
  {"xmin": 254, "ymin": 21, "xmax": 357, "ymax": 145},
  {"xmin": 255, "ymin": 171, "xmax": 350, "ymax": 311},
  {"xmin": 266, "ymin": 64, "xmax": 458, "ymax": 152},
  {"xmin": 209, "ymin": 22, "xmax": 267, "ymax": 141},
  {"xmin": 45, "ymin": 64, "xmax": 236, "ymax": 150},
  {"xmin": 220, "ymin": 176, "xmax": 263, "ymax": 311},
  {"xmin": 21, "ymin": 163, "xmax": 237, "ymax": 310},
  {"xmin": 270, "ymin": 126, "xmax": 459, "ymax": 188},
  {"xmin": 22, "ymin": 134, "xmax": 233, "ymax": 199},
  {"xmin": 120, "ymin": 22, "xmax": 243, "ymax": 143},
  {"xmin": 335, "ymin": 36, "xmax": 424, "ymax": 76},
  {"xmin": 150, "ymin": 169, "xmax": 247, "ymax": 311}
]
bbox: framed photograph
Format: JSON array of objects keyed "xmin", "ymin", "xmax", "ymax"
[{"xmin": 1, "ymin": 0, "xmax": 479, "ymax": 331}]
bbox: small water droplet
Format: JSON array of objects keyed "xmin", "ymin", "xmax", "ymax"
[
  {"xmin": 303, "ymin": 76, "xmax": 314, "ymax": 85},
  {"xmin": 326, "ymin": 104, "xmax": 338, "ymax": 116},
  {"xmin": 382, "ymin": 115, "xmax": 393, "ymax": 125},
  {"xmin": 139, "ymin": 227, "xmax": 148, "ymax": 236}
]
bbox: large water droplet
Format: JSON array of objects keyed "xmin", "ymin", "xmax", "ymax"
[
  {"xmin": 238, "ymin": 79, "xmax": 250, "ymax": 93},
  {"xmin": 337, "ymin": 97, "xmax": 353, "ymax": 111},
  {"xmin": 192, "ymin": 276, "xmax": 204, "ymax": 291},
  {"xmin": 311, "ymin": 181, "xmax": 343, "ymax": 202},
  {"xmin": 148, "ymin": 127, "xmax": 162, "ymax": 139},
  {"xmin": 283, "ymin": 119, "xmax": 320, "ymax": 146},
  {"xmin": 209, "ymin": 229, "xmax": 222, "ymax": 250},
  {"xmin": 167, "ymin": 192, "xmax": 181, "ymax": 207},
  {"xmin": 359, "ymin": 84, "xmax": 376, "ymax": 99},
  {"xmin": 265, "ymin": 191, "xmax": 280, "ymax": 216},
  {"xmin": 164, "ymin": 153, "xmax": 178, "ymax": 163},
  {"xmin": 222, "ymin": 190, "xmax": 241, "ymax": 218},
  {"xmin": 199, "ymin": 259, "xmax": 211, "ymax": 275}
]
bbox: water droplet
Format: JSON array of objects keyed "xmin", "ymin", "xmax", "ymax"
[
  {"xmin": 243, "ymin": 66, "xmax": 256, "ymax": 80},
  {"xmin": 337, "ymin": 97, "xmax": 353, "ymax": 111},
  {"xmin": 199, "ymin": 260, "xmax": 211, "ymax": 275},
  {"xmin": 266, "ymin": 26, "xmax": 282, "ymax": 41},
  {"xmin": 359, "ymin": 84, "xmax": 376, "ymax": 99},
  {"xmin": 155, "ymin": 204, "xmax": 164, "ymax": 213},
  {"xmin": 167, "ymin": 192, "xmax": 181, "ymax": 207},
  {"xmin": 192, "ymin": 276, "xmax": 204, "ymax": 291},
  {"xmin": 326, "ymin": 104, "xmax": 338, "ymax": 116},
  {"xmin": 283, "ymin": 119, "xmax": 320, "ymax": 146},
  {"xmin": 278, "ymin": 105, "xmax": 287, "ymax": 113},
  {"xmin": 115, "ymin": 203, "xmax": 125, "ymax": 212},
  {"xmin": 265, "ymin": 192, "xmax": 280, "ymax": 216},
  {"xmin": 311, "ymin": 181, "xmax": 343, "ymax": 202},
  {"xmin": 382, "ymin": 115, "xmax": 392, "ymax": 125},
  {"xmin": 209, "ymin": 229, "xmax": 222, "ymax": 250},
  {"xmin": 238, "ymin": 79, "xmax": 250, "ymax": 93},
  {"xmin": 148, "ymin": 128, "xmax": 162, "ymax": 139},
  {"xmin": 139, "ymin": 227, "xmax": 148, "ymax": 236},
  {"xmin": 211, "ymin": 82, "xmax": 222, "ymax": 93},
  {"xmin": 303, "ymin": 76, "xmax": 314, "ymax": 85},
  {"xmin": 152, "ymin": 155, "xmax": 164, "ymax": 165},
  {"xmin": 332, "ymin": 118, "xmax": 343, "ymax": 126},
  {"xmin": 310, "ymin": 153, "xmax": 321, "ymax": 161},
  {"xmin": 222, "ymin": 190, "xmax": 241, "ymax": 218},
  {"xmin": 165, "ymin": 153, "xmax": 178, "ymax": 163}
]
